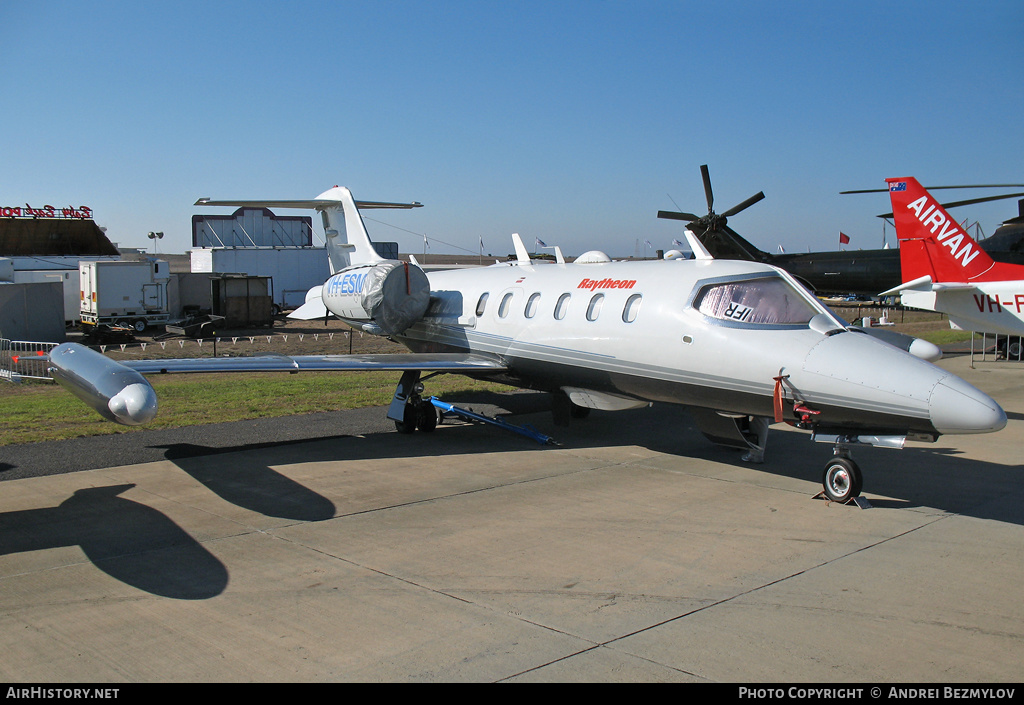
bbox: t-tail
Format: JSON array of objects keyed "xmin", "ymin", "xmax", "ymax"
[
  {"xmin": 195, "ymin": 187, "xmax": 422, "ymax": 273},
  {"xmin": 884, "ymin": 177, "xmax": 1017, "ymax": 285}
]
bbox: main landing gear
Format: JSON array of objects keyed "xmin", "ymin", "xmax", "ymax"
[
  {"xmin": 386, "ymin": 370, "xmax": 556, "ymax": 444},
  {"xmin": 388, "ymin": 370, "xmax": 439, "ymax": 434}
]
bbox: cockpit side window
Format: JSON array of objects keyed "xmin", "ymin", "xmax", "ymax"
[{"xmin": 694, "ymin": 276, "xmax": 817, "ymax": 326}]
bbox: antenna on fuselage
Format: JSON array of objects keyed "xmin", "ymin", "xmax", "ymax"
[{"xmin": 511, "ymin": 233, "xmax": 532, "ymax": 264}]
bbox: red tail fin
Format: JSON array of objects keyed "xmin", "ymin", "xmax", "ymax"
[{"xmin": 886, "ymin": 177, "xmax": 997, "ymax": 283}]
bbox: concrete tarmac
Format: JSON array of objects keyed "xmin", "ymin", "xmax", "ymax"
[{"xmin": 1, "ymin": 354, "xmax": 1022, "ymax": 682}]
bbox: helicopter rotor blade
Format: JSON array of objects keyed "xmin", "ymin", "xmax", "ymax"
[
  {"xmin": 876, "ymin": 191, "xmax": 1024, "ymax": 218},
  {"xmin": 843, "ymin": 184, "xmax": 1024, "ymax": 194},
  {"xmin": 721, "ymin": 191, "xmax": 766, "ymax": 218},
  {"xmin": 658, "ymin": 210, "xmax": 701, "ymax": 222},
  {"xmin": 700, "ymin": 164, "xmax": 714, "ymax": 214}
]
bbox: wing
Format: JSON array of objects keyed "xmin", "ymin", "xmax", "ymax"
[
  {"xmin": 46, "ymin": 343, "xmax": 506, "ymax": 427},
  {"xmin": 121, "ymin": 352, "xmax": 507, "ymax": 375}
]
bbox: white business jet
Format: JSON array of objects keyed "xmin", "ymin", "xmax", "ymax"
[
  {"xmin": 882, "ymin": 177, "xmax": 1024, "ymax": 344},
  {"xmin": 47, "ymin": 185, "xmax": 1006, "ymax": 504}
]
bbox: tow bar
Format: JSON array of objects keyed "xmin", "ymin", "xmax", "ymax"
[{"xmin": 428, "ymin": 397, "xmax": 557, "ymax": 445}]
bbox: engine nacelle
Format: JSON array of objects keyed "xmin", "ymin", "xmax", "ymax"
[{"xmin": 321, "ymin": 260, "xmax": 430, "ymax": 336}]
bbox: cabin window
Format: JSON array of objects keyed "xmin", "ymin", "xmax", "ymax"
[
  {"xmin": 525, "ymin": 292, "xmax": 541, "ymax": 318},
  {"xmin": 498, "ymin": 292, "xmax": 514, "ymax": 318},
  {"xmin": 554, "ymin": 293, "xmax": 571, "ymax": 320},
  {"xmin": 694, "ymin": 276, "xmax": 817, "ymax": 326},
  {"xmin": 586, "ymin": 294, "xmax": 604, "ymax": 322},
  {"xmin": 475, "ymin": 293, "xmax": 489, "ymax": 317},
  {"xmin": 622, "ymin": 294, "xmax": 642, "ymax": 323}
]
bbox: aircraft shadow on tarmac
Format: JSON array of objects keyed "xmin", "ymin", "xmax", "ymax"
[
  {"xmin": 2, "ymin": 393, "xmax": 1019, "ymax": 601},
  {"xmin": 147, "ymin": 390, "xmax": 1023, "ymax": 528},
  {"xmin": 0, "ymin": 484, "xmax": 228, "ymax": 600},
  {"xmin": 153, "ymin": 443, "xmax": 336, "ymax": 522}
]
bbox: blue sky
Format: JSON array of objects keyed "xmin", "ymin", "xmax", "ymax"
[{"xmin": 2, "ymin": 1, "xmax": 1022, "ymax": 258}]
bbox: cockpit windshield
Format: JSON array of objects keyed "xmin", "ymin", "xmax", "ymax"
[{"xmin": 694, "ymin": 276, "xmax": 819, "ymax": 327}]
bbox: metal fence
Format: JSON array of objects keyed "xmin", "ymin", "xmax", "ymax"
[
  {"xmin": 0, "ymin": 339, "xmax": 58, "ymax": 381},
  {"xmin": 971, "ymin": 333, "xmax": 1023, "ymax": 365}
]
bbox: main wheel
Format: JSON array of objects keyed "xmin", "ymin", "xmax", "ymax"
[
  {"xmin": 822, "ymin": 457, "xmax": 863, "ymax": 503},
  {"xmin": 416, "ymin": 400, "xmax": 438, "ymax": 432},
  {"xmin": 395, "ymin": 402, "xmax": 417, "ymax": 434}
]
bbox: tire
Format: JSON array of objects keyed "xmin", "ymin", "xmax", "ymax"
[
  {"xmin": 822, "ymin": 457, "xmax": 863, "ymax": 503},
  {"xmin": 416, "ymin": 400, "xmax": 438, "ymax": 432},
  {"xmin": 133, "ymin": 319, "xmax": 147, "ymax": 333},
  {"xmin": 395, "ymin": 403, "xmax": 417, "ymax": 434}
]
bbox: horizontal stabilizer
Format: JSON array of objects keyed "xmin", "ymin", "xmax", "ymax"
[
  {"xmin": 195, "ymin": 198, "xmax": 422, "ymax": 210},
  {"xmin": 289, "ymin": 299, "xmax": 329, "ymax": 320},
  {"xmin": 879, "ymin": 274, "xmax": 976, "ymax": 297},
  {"xmin": 288, "ymin": 285, "xmax": 327, "ymax": 320}
]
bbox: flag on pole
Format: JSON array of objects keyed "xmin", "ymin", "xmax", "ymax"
[
  {"xmin": 535, "ymin": 237, "xmax": 547, "ymax": 247},
  {"xmin": 839, "ymin": 232, "xmax": 850, "ymax": 245}
]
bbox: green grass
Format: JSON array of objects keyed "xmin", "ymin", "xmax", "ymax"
[
  {"xmin": 2, "ymin": 323, "xmax": 981, "ymax": 446},
  {"xmin": 916, "ymin": 329, "xmax": 979, "ymax": 346},
  {"xmin": 2, "ymin": 372, "xmax": 513, "ymax": 446}
]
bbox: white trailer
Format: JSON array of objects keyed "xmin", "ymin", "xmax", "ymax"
[{"xmin": 79, "ymin": 260, "xmax": 171, "ymax": 331}]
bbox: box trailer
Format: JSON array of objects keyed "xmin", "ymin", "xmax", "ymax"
[{"xmin": 79, "ymin": 260, "xmax": 171, "ymax": 331}]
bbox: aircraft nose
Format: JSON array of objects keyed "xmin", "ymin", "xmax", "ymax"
[{"xmin": 929, "ymin": 375, "xmax": 1006, "ymax": 434}]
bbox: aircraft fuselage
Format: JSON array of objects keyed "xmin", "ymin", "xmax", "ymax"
[{"xmin": 385, "ymin": 257, "xmax": 1002, "ymax": 439}]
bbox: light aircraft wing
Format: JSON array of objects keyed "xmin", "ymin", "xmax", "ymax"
[{"xmin": 120, "ymin": 352, "xmax": 506, "ymax": 375}]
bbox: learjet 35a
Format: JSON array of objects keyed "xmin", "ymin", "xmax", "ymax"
[{"xmin": 46, "ymin": 186, "xmax": 1006, "ymax": 504}]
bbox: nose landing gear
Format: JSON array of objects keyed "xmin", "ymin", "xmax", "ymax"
[
  {"xmin": 822, "ymin": 452, "xmax": 863, "ymax": 504},
  {"xmin": 812, "ymin": 436, "xmax": 878, "ymax": 508}
]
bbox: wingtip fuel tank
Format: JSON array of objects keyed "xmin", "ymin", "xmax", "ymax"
[{"xmin": 48, "ymin": 343, "xmax": 158, "ymax": 426}]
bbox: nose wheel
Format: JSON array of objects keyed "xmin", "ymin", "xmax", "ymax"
[{"xmin": 821, "ymin": 454, "xmax": 863, "ymax": 504}]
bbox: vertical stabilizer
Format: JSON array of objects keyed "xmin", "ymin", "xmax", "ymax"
[
  {"xmin": 316, "ymin": 186, "xmax": 385, "ymax": 273},
  {"xmin": 886, "ymin": 177, "xmax": 997, "ymax": 283}
]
